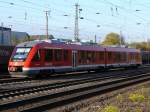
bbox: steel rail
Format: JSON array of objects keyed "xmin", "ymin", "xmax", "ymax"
[{"xmin": 0, "ymin": 70, "xmax": 150, "ymax": 111}]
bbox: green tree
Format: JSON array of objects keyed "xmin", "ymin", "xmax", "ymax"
[{"xmin": 101, "ymin": 32, "xmax": 124, "ymax": 46}]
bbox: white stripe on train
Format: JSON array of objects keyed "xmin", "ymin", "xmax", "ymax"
[{"xmin": 23, "ymin": 63, "xmax": 140, "ymax": 71}]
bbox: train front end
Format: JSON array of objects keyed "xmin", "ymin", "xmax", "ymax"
[{"xmin": 8, "ymin": 46, "xmax": 32, "ymax": 78}]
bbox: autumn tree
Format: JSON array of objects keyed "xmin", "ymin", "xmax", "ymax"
[
  {"xmin": 128, "ymin": 41, "xmax": 150, "ymax": 51},
  {"xmin": 101, "ymin": 32, "xmax": 125, "ymax": 46}
]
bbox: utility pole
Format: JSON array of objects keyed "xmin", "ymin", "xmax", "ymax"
[
  {"xmin": 9, "ymin": 25, "xmax": 12, "ymax": 45},
  {"xmin": 120, "ymin": 30, "xmax": 123, "ymax": 46},
  {"xmin": 94, "ymin": 35, "xmax": 97, "ymax": 43},
  {"xmin": 45, "ymin": 10, "xmax": 50, "ymax": 39},
  {"xmin": 1, "ymin": 22, "xmax": 4, "ymax": 45},
  {"xmin": 74, "ymin": 3, "xmax": 79, "ymax": 42}
]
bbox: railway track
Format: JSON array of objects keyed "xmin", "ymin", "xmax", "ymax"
[
  {"xmin": 0, "ymin": 65, "xmax": 148, "ymax": 85},
  {"xmin": 0, "ymin": 73, "xmax": 10, "ymax": 79},
  {"xmin": 0, "ymin": 67, "xmax": 148, "ymax": 97},
  {"xmin": 0, "ymin": 68, "xmax": 132, "ymax": 90},
  {"xmin": 0, "ymin": 67, "xmax": 150, "ymax": 112},
  {"xmin": 21, "ymin": 73, "xmax": 150, "ymax": 112}
]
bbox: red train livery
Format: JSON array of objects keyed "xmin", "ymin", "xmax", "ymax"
[{"xmin": 8, "ymin": 40, "xmax": 142, "ymax": 78}]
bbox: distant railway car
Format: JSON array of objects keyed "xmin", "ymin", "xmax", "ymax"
[
  {"xmin": 0, "ymin": 45, "xmax": 14, "ymax": 72},
  {"xmin": 8, "ymin": 40, "xmax": 142, "ymax": 78},
  {"xmin": 141, "ymin": 51, "xmax": 150, "ymax": 64},
  {"xmin": 105, "ymin": 47, "xmax": 141, "ymax": 68}
]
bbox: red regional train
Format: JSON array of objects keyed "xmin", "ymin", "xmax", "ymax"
[{"xmin": 8, "ymin": 40, "xmax": 142, "ymax": 78}]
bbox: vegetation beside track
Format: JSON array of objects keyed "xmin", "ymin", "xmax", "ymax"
[
  {"xmin": 76, "ymin": 81, "xmax": 150, "ymax": 112},
  {"xmin": 0, "ymin": 67, "xmax": 150, "ymax": 112}
]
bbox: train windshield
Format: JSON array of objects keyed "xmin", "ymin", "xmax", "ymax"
[{"xmin": 11, "ymin": 47, "xmax": 31, "ymax": 61}]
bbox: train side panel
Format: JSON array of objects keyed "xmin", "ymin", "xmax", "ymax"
[{"xmin": 8, "ymin": 40, "xmax": 142, "ymax": 78}]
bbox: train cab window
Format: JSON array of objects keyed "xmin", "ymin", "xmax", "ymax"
[
  {"xmin": 11, "ymin": 47, "xmax": 31, "ymax": 61},
  {"xmin": 32, "ymin": 49, "xmax": 41, "ymax": 61},
  {"xmin": 45, "ymin": 49, "xmax": 53, "ymax": 61},
  {"xmin": 64, "ymin": 50, "xmax": 68, "ymax": 61},
  {"xmin": 54, "ymin": 49, "xmax": 62, "ymax": 61}
]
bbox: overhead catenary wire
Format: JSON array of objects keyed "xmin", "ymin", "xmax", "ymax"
[{"xmin": 0, "ymin": 0, "xmax": 149, "ymax": 42}]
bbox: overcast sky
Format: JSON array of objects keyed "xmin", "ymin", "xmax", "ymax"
[{"xmin": 0, "ymin": 0, "xmax": 150, "ymax": 43}]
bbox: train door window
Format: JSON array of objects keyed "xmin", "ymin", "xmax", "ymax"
[
  {"xmin": 64, "ymin": 50, "xmax": 68, "ymax": 61},
  {"xmin": 32, "ymin": 49, "xmax": 41, "ymax": 61},
  {"xmin": 54, "ymin": 49, "xmax": 62, "ymax": 61},
  {"xmin": 99, "ymin": 51, "xmax": 104, "ymax": 61},
  {"xmin": 45, "ymin": 49, "xmax": 53, "ymax": 61},
  {"xmin": 91, "ymin": 51, "xmax": 95, "ymax": 63}
]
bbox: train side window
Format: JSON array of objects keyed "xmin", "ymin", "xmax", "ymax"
[
  {"xmin": 64, "ymin": 50, "xmax": 68, "ymax": 61},
  {"xmin": 91, "ymin": 51, "xmax": 95, "ymax": 62},
  {"xmin": 115, "ymin": 52, "xmax": 120, "ymax": 62},
  {"xmin": 54, "ymin": 49, "xmax": 62, "ymax": 61},
  {"xmin": 45, "ymin": 49, "xmax": 53, "ymax": 61},
  {"xmin": 124, "ymin": 52, "xmax": 126, "ymax": 61},
  {"xmin": 99, "ymin": 51, "xmax": 104, "ymax": 61},
  {"xmin": 108, "ymin": 52, "xmax": 112, "ymax": 61},
  {"xmin": 79, "ymin": 50, "xmax": 87, "ymax": 64},
  {"xmin": 87, "ymin": 51, "xmax": 92, "ymax": 63},
  {"xmin": 32, "ymin": 49, "xmax": 41, "ymax": 61},
  {"xmin": 80, "ymin": 51, "xmax": 85, "ymax": 63},
  {"xmin": 118, "ymin": 52, "xmax": 121, "ymax": 62},
  {"xmin": 122, "ymin": 52, "xmax": 124, "ymax": 61},
  {"xmin": 131, "ymin": 53, "xmax": 134, "ymax": 60}
]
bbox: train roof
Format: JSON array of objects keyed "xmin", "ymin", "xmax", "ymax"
[
  {"xmin": 16, "ymin": 40, "xmax": 44, "ymax": 47},
  {"xmin": 16, "ymin": 40, "xmax": 140, "ymax": 52},
  {"xmin": 105, "ymin": 47, "xmax": 140, "ymax": 52}
]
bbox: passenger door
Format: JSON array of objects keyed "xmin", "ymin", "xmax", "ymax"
[{"xmin": 72, "ymin": 50, "xmax": 77, "ymax": 67}]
